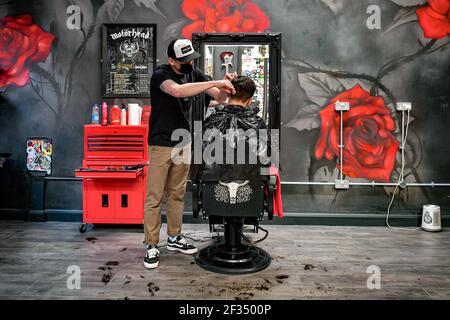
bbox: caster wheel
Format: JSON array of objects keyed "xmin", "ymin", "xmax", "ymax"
[{"xmin": 79, "ymin": 224, "xmax": 87, "ymax": 233}]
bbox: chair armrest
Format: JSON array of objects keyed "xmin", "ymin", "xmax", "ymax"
[
  {"xmin": 264, "ymin": 175, "xmax": 277, "ymax": 221},
  {"xmin": 268, "ymin": 175, "xmax": 277, "ymax": 186}
]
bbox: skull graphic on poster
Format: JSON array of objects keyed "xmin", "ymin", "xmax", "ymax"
[{"xmin": 119, "ymin": 39, "xmax": 140, "ymax": 63}]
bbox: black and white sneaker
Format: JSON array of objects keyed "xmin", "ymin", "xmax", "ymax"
[
  {"xmin": 144, "ymin": 245, "xmax": 160, "ymax": 269},
  {"xmin": 167, "ymin": 235, "xmax": 198, "ymax": 255}
]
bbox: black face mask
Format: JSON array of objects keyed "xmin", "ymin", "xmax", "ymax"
[{"xmin": 178, "ymin": 63, "xmax": 193, "ymax": 74}]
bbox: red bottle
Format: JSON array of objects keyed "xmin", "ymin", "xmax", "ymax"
[
  {"xmin": 101, "ymin": 102, "xmax": 108, "ymax": 126},
  {"xmin": 141, "ymin": 105, "xmax": 152, "ymax": 125},
  {"xmin": 110, "ymin": 105, "xmax": 121, "ymax": 125}
]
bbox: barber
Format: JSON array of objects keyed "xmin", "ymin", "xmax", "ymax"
[{"xmin": 143, "ymin": 38, "xmax": 236, "ymax": 269}]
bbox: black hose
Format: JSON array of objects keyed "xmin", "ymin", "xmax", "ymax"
[{"xmin": 229, "ymin": 220, "xmax": 269, "ymax": 245}]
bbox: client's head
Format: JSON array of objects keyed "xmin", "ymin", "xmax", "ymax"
[{"xmin": 228, "ymin": 76, "xmax": 256, "ymax": 108}]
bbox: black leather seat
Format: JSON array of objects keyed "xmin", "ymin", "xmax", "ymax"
[{"xmin": 192, "ymin": 175, "xmax": 276, "ymax": 275}]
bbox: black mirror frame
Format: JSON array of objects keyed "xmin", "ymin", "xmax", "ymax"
[{"xmin": 191, "ymin": 32, "xmax": 281, "ymax": 133}]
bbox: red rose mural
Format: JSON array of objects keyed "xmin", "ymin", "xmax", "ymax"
[
  {"xmin": 314, "ymin": 85, "xmax": 400, "ymax": 182},
  {"xmin": 416, "ymin": 0, "xmax": 450, "ymax": 39},
  {"xmin": 181, "ymin": 0, "xmax": 270, "ymax": 39},
  {"xmin": 0, "ymin": 15, "xmax": 55, "ymax": 88}
]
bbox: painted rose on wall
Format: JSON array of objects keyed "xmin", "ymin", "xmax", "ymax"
[
  {"xmin": 416, "ymin": 0, "xmax": 450, "ymax": 39},
  {"xmin": 285, "ymin": 0, "xmax": 450, "ymax": 187},
  {"xmin": 383, "ymin": 0, "xmax": 449, "ymax": 40},
  {"xmin": 314, "ymin": 85, "xmax": 399, "ymax": 182},
  {"xmin": 181, "ymin": 0, "xmax": 270, "ymax": 39},
  {"xmin": 0, "ymin": 15, "xmax": 54, "ymax": 87}
]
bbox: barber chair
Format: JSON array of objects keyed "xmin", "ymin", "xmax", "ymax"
[{"xmin": 192, "ymin": 176, "xmax": 276, "ymax": 275}]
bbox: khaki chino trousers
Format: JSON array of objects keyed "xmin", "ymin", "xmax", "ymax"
[{"xmin": 144, "ymin": 144, "xmax": 191, "ymax": 245}]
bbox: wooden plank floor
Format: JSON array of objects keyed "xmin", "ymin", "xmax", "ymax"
[{"xmin": 0, "ymin": 221, "xmax": 449, "ymax": 300}]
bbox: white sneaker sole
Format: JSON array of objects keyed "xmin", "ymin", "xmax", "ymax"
[
  {"xmin": 144, "ymin": 260, "xmax": 159, "ymax": 269},
  {"xmin": 167, "ymin": 245, "xmax": 198, "ymax": 255}
]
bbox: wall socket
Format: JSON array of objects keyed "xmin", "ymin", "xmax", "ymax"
[
  {"xmin": 396, "ymin": 102, "xmax": 412, "ymax": 111},
  {"xmin": 335, "ymin": 101, "xmax": 350, "ymax": 111},
  {"xmin": 335, "ymin": 179, "xmax": 350, "ymax": 190}
]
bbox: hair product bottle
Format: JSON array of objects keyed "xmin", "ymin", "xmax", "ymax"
[
  {"xmin": 110, "ymin": 105, "xmax": 121, "ymax": 125},
  {"xmin": 101, "ymin": 102, "xmax": 108, "ymax": 126},
  {"xmin": 121, "ymin": 105, "xmax": 127, "ymax": 125}
]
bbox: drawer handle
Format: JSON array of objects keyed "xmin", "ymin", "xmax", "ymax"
[
  {"xmin": 121, "ymin": 194, "xmax": 128, "ymax": 208},
  {"xmin": 102, "ymin": 194, "xmax": 109, "ymax": 207}
]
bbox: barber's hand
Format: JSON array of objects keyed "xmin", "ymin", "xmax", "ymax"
[
  {"xmin": 224, "ymin": 72, "xmax": 238, "ymax": 82},
  {"xmin": 215, "ymin": 80, "xmax": 235, "ymax": 95}
]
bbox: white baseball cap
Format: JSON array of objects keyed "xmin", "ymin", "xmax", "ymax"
[{"xmin": 167, "ymin": 39, "xmax": 201, "ymax": 62}]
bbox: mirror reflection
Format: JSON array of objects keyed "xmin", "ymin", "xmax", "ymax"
[{"xmin": 203, "ymin": 44, "xmax": 270, "ymax": 124}]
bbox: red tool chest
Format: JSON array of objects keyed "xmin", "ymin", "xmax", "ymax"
[{"xmin": 75, "ymin": 125, "xmax": 149, "ymax": 232}]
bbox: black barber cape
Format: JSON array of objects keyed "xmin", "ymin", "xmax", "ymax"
[
  {"xmin": 191, "ymin": 104, "xmax": 271, "ymax": 182},
  {"xmin": 149, "ymin": 64, "xmax": 209, "ymax": 147}
]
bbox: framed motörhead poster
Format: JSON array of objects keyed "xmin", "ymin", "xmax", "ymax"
[{"xmin": 102, "ymin": 24, "xmax": 157, "ymax": 98}]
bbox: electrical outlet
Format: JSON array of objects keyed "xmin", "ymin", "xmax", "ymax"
[
  {"xmin": 335, "ymin": 101, "xmax": 350, "ymax": 111},
  {"xmin": 396, "ymin": 102, "xmax": 412, "ymax": 111},
  {"xmin": 335, "ymin": 179, "xmax": 350, "ymax": 190}
]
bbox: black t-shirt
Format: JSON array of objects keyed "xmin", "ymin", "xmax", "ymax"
[{"xmin": 149, "ymin": 64, "xmax": 209, "ymax": 147}]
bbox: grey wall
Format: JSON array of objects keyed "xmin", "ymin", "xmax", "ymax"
[{"xmin": 1, "ymin": 0, "xmax": 449, "ymax": 224}]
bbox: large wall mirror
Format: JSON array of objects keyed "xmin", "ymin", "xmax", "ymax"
[{"xmin": 192, "ymin": 33, "xmax": 281, "ymax": 131}]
